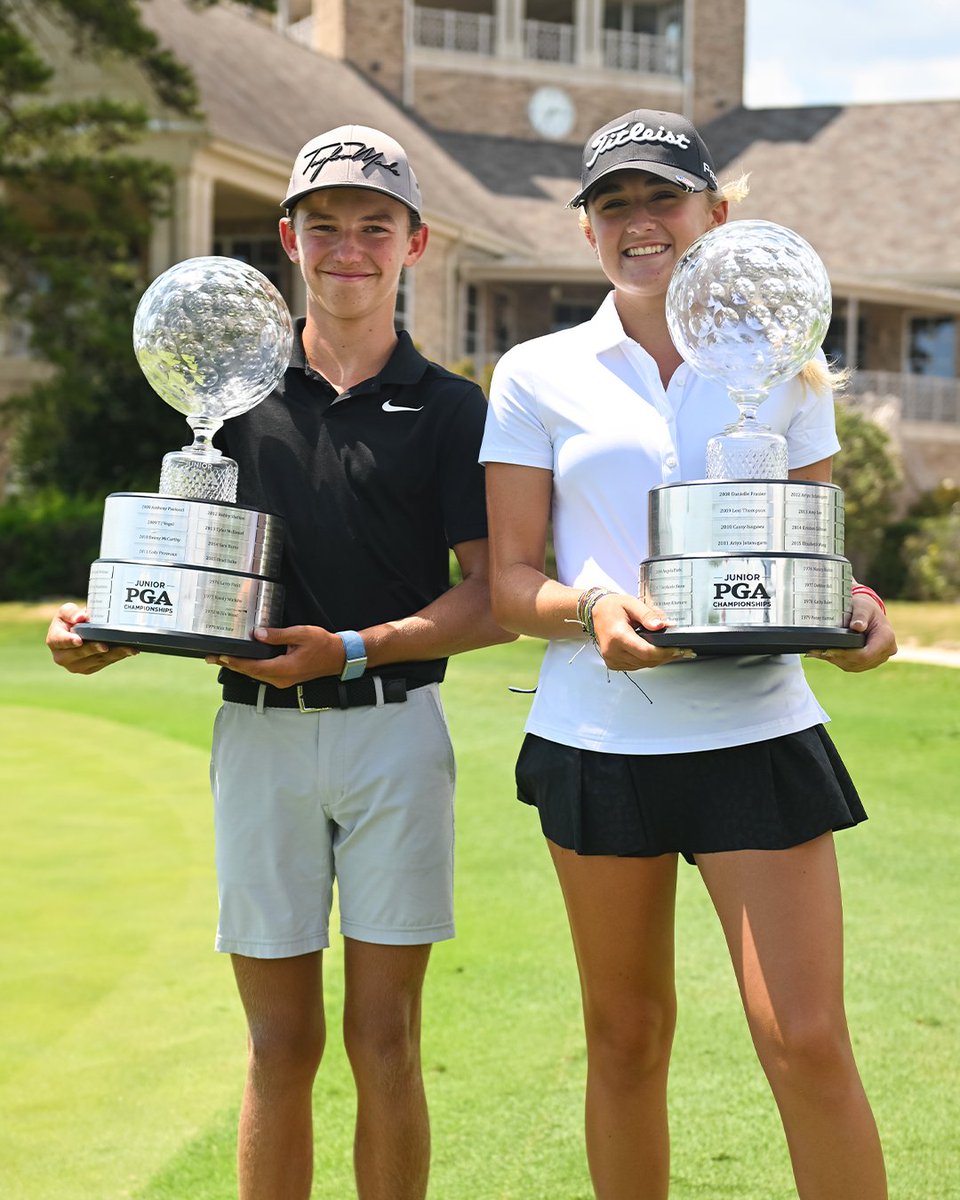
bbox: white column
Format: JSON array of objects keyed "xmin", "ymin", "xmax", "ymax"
[
  {"xmin": 575, "ymin": 0, "xmax": 602, "ymax": 68},
  {"xmin": 402, "ymin": 0, "xmax": 415, "ymax": 107},
  {"xmin": 289, "ymin": 269, "xmax": 307, "ymax": 317},
  {"xmin": 496, "ymin": 0, "xmax": 523, "ymax": 59},
  {"xmin": 147, "ymin": 178, "xmax": 177, "ymax": 278},
  {"xmin": 147, "ymin": 171, "xmax": 212, "ymax": 275}
]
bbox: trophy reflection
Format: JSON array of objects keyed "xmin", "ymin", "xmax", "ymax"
[
  {"xmin": 78, "ymin": 256, "xmax": 294, "ymax": 658},
  {"xmin": 639, "ymin": 220, "xmax": 865, "ymax": 655}
]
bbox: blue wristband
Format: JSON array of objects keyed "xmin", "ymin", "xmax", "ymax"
[{"xmin": 336, "ymin": 630, "xmax": 367, "ymax": 681}]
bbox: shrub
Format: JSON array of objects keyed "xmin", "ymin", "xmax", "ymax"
[
  {"xmin": 0, "ymin": 492, "xmax": 101, "ymax": 600},
  {"xmin": 447, "ymin": 358, "xmax": 495, "ymax": 397},
  {"xmin": 899, "ymin": 511, "xmax": 960, "ymax": 602},
  {"xmin": 869, "ymin": 483, "xmax": 960, "ymax": 600},
  {"xmin": 833, "ymin": 402, "xmax": 902, "ymax": 580}
]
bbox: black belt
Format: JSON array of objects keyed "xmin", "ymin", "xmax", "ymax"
[{"xmin": 222, "ymin": 674, "xmax": 420, "ymax": 712}]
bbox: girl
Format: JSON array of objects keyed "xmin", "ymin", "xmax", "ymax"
[{"xmin": 480, "ymin": 108, "xmax": 895, "ymax": 1200}]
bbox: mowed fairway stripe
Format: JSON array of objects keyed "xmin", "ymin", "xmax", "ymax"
[{"xmin": 0, "ymin": 706, "xmax": 244, "ymax": 1200}]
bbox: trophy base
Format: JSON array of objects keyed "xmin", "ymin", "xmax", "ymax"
[
  {"xmin": 77, "ymin": 623, "xmax": 283, "ymax": 659},
  {"xmin": 639, "ymin": 626, "xmax": 866, "ymax": 657},
  {"xmin": 83, "ymin": 558, "xmax": 285, "ymax": 662}
]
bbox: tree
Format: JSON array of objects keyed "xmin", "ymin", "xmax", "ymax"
[
  {"xmin": 0, "ymin": 0, "xmax": 273, "ymax": 497},
  {"xmin": 832, "ymin": 401, "xmax": 902, "ymax": 581}
]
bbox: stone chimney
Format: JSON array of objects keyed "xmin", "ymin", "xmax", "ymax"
[{"xmin": 310, "ymin": 0, "xmax": 407, "ymax": 102}]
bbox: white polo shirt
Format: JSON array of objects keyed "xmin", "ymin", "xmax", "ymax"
[{"xmin": 480, "ymin": 292, "xmax": 840, "ymax": 754}]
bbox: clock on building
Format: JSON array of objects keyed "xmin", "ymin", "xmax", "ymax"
[{"xmin": 528, "ymin": 86, "xmax": 576, "ymax": 140}]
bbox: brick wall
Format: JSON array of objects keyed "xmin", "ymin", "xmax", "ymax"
[
  {"xmin": 407, "ymin": 234, "xmax": 452, "ymax": 364},
  {"xmin": 312, "ymin": 0, "xmax": 406, "ymax": 100},
  {"xmin": 311, "ymin": 0, "xmax": 745, "ymax": 134},
  {"xmin": 411, "ymin": 68, "xmax": 682, "ymax": 142},
  {"xmin": 688, "ymin": 0, "xmax": 745, "ymax": 125}
]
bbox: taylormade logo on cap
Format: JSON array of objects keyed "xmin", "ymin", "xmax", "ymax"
[
  {"xmin": 302, "ymin": 142, "xmax": 401, "ymax": 184},
  {"xmin": 283, "ymin": 124, "xmax": 422, "ymax": 216},
  {"xmin": 568, "ymin": 109, "xmax": 719, "ymax": 208}
]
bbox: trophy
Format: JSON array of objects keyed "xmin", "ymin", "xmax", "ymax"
[
  {"xmin": 638, "ymin": 219, "xmax": 865, "ymax": 654},
  {"xmin": 78, "ymin": 256, "xmax": 294, "ymax": 658}
]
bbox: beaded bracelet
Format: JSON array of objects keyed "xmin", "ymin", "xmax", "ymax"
[
  {"xmin": 567, "ymin": 587, "xmax": 654, "ymax": 705},
  {"xmin": 851, "ymin": 584, "xmax": 886, "ymax": 615},
  {"xmin": 575, "ymin": 586, "xmax": 613, "ymax": 640}
]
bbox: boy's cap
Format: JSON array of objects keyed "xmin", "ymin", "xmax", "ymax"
[
  {"xmin": 568, "ymin": 109, "xmax": 719, "ymax": 207},
  {"xmin": 283, "ymin": 125, "xmax": 422, "ymax": 216}
]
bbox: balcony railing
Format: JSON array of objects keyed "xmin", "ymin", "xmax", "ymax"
[
  {"xmin": 413, "ymin": 7, "xmax": 495, "ymax": 55},
  {"xmin": 846, "ymin": 370, "xmax": 960, "ymax": 424},
  {"xmin": 411, "ymin": 7, "xmax": 680, "ymax": 74},
  {"xmin": 603, "ymin": 28, "xmax": 680, "ymax": 75},
  {"xmin": 524, "ymin": 18, "xmax": 574, "ymax": 63}
]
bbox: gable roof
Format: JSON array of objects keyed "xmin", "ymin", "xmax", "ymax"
[
  {"xmin": 702, "ymin": 102, "xmax": 960, "ymax": 287},
  {"xmin": 141, "ymin": 0, "xmax": 515, "ymax": 250},
  {"xmin": 141, "ymin": 2, "xmax": 960, "ymax": 295},
  {"xmin": 437, "ymin": 103, "xmax": 960, "ymax": 292}
]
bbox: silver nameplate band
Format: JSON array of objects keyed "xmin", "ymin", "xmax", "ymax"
[
  {"xmin": 86, "ymin": 561, "xmax": 283, "ymax": 641},
  {"xmin": 99, "ymin": 493, "xmax": 283, "ymax": 576},
  {"xmin": 648, "ymin": 480, "xmax": 845, "ymax": 558},
  {"xmin": 639, "ymin": 553, "xmax": 853, "ymax": 630},
  {"xmin": 80, "ymin": 491, "xmax": 285, "ymax": 657}
]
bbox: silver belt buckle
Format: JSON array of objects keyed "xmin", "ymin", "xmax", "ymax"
[{"xmin": 296, "ymin": 684, "xmax": 333, "ymax": 714}]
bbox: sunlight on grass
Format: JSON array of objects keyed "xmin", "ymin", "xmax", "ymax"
[
  {"xmin": 2, "ymin": 613, "xmax": 958, "ymax": 1199},
  {"xmin": 0, "ymin": 708, "xmax": 246, "ymax": 1200}
]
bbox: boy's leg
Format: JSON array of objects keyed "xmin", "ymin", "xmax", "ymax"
[{"xmin": 232, "ymin": 951, "xmax": 326, "ymax": 1200}]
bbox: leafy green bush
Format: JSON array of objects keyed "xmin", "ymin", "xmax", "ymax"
[
  {"xmin": 446, "ymin": 357, "xmax": 495, "ymax": 397},
  {"xmin": 833, "ymin": 402, "xmax": 902, "ymax": 580},
  {"xmin": 869, "ymin": 517, "xmax": 921, "ymax": 599},
  {"xmin": 0, "ymin": 492, "xmax": 101, "ymax": 600},
  {"xmin": 908, "ymin": 481, "xmax": 960, "ymax": 518},
  {"xmin": 899, "ymin": 512, "xmax": 960, "ymax": 602},
  {"xmin": 869, "ymin": 484, "xmax": 960, "ymax": 600}
]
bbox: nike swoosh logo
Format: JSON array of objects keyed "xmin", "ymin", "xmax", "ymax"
[{"xmin": 382, "ymin": 398, "xmax": 423, "ymax": 413}]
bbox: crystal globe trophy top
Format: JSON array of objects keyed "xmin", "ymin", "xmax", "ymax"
[
  {"xmin": 638, "ymin": 220, "xmax": 865, "ymax": 654},
  {"xmin": 78, "ymin": 256, "xmax": 295, "ymax": 658},
  {"xmin": 667, "ymin": 219, "xmax": 832, "ymax": 480}
]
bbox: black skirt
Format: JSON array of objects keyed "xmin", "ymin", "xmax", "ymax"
[{"xmin": 515, "ymin": 725, "xmax": 867, "ymax": 865}]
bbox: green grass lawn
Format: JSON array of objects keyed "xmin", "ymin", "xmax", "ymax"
[{"xmin": 1, "ymin": 607, "xmax": 958, "ymax": 1199}]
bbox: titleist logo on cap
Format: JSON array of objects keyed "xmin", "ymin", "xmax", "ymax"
[
  {"xmin": 301, "ymin": 141, "xmax": 401, "ymax": 184},
  {"xmin": 585, "ymin": 120, "xmax": 692, "ymax": 171},
  {"xmin": 568, "ymin": 109, "xmax": 718, "ymax": 206}
]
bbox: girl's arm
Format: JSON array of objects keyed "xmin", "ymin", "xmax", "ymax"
[{"xmin": 485, "ymin": 462, "xmax": 692, "ymax": 670}]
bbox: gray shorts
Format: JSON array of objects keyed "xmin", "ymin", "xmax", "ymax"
[{"xmin": 210, "ymin": 683, "xmax": 456, "ymax": 957}]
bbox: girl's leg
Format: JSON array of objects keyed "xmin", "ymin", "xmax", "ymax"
[
  {"xmin": 548, "ymin": 842, "xmax": 679, "ymax": 1200},
  {"xmin": 697, "ymin": 834, "xmax": 887, "ymax": 1200}
]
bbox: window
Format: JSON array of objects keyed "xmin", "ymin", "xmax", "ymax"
[
  {"xmin": 551, "ymin": 302, "xmax": 595, "ymax": 332},
  {"xmin": 821, "ymin": 314, "xmax": 866, "ymax": 369},
  {"xmin": 908, "ymin": 316, "xmax": 956, "ymax": 377},
  {"xmin": 395, "ymin": 269, "xmax": 414, "ymax": 333},
  {"xmin": 464, "ymin": 284, "xmax": 482, "ymax": 356},
  {"xmin": 212, "ymin": 235, "xmax": 286, "ymax": 291},
  {"xmin": 493, "ymin": 292, "xmax": 514, "ymax": 356},
  {"xmin": 603, "ymin": 2, "xmax": 681, "ymax": 36}
]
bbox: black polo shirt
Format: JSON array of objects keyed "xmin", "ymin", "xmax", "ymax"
[{"xmin": 217, "ymin": 322, "xmax": 489, "ymax": 686}]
